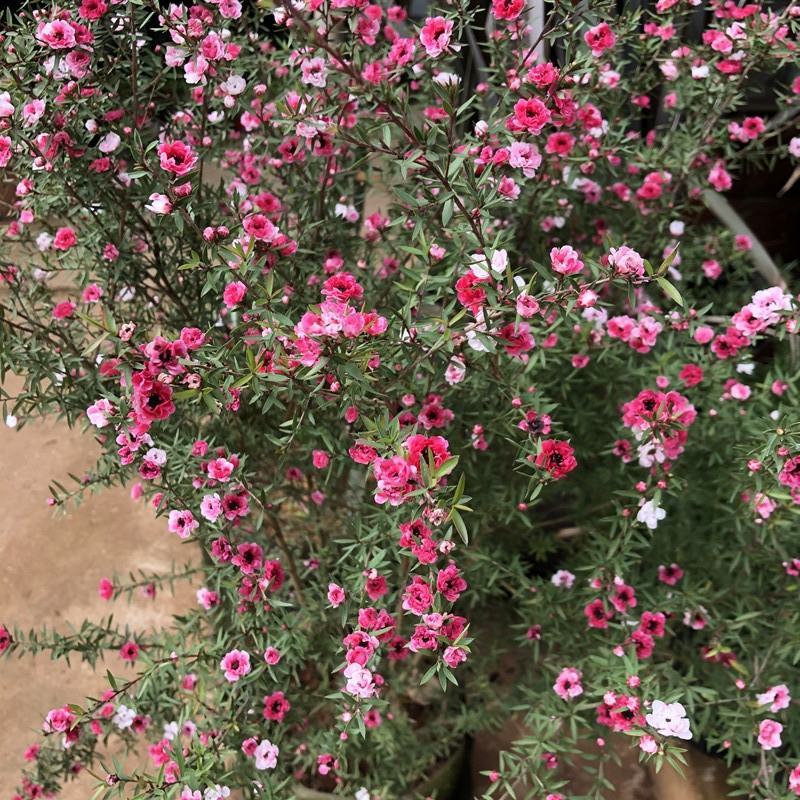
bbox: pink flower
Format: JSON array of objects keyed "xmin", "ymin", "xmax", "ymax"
[
  {"xmin": 608, "ymin": 245, "xmax": 644, "ymax": 279},
  {"xmin": 0, "ymin": 135, "xmax": 12, "ymax": 168},
  {"xmin": 343, "ymin": 662, "xmax": 377, "ymax": 698},
  {"xmin": 584, "ymin": 22, "xmax": 616, "ymax": 56},
  {"xmin": 53, "ymin": 300, "xmax": 76, "ymax": 319},
  {"xmin": 120, "ymin": 640, "xmax": 139, "ymax": 663},
  {"xmin": 373, "ymin": 455, "xmax": 414, "ymax": 506},
  {"xmin": 312, "ymin": 449, "xmax": 330, "ymax": 469},
  {"xmin": 200, "ymin": 493, "xmax": 222, "ymax": 523},
  {"xmin": 196, "ymin": 587, "xmax": 219, "ymax": 610},
  {"xmin": 436, "ymin": 563, "xmax": 467, "ymax": 602},
  {"xmin": 168, "ymin": 509, "xmax": 198, "ymax": 539},
  {"xmin": 535, "ymin": 439, "xmax": 578, "ymax": 480},
  {"xmin": 86, "ymin": 398, "xmax": 114, "ymax": 428},
  {"xmin": 551, "ymin": 569, "xmax": 575, "ymax": 589},
  {"xmin": 491, "ymin": 0, "xmax": 524, "ymax": 18},
  {"xmin": 327, "ymin": 582, "xmax": 346, "ymax": 608},
  {"xmin": 639, "ymin": 735, "xmax": 658, "ymax": 754},
  {"xmin": 756, "ymin": 684, "xmax": 791, "ymax": 713},
  {"xmin": 554, "ymin": 667, "xmax": 583, "ymax": 700},
  {"xmin": 511, "ymin": 97, "xmax": 551, "ymax": 134},
  {"xmin": 550, "ymin": 245, "xmax": 584, "ymax": 276},
  {"xmin": 585, "ymin": 599, "xmax": 612, "ymax": 629},
  {"xmin": 37, "ymin": 19, "xmax": 76, "ymax": 49},
  {"xmin": 208, "ymin": 457, "xmax": 235, "ymax": 482},
  {"xmin": 263, "ymin": 691, "xmax": 291, "ymax": 722},
  {"xmin": 516, "ymin": 293, "xmax": 541, "ymax": 318},
  {"xmin": 82, "ymin": 283, "xmax": 103, "ymax": 303},
  {"xmin": 222, "ymin": 281, "xmax": 247, "ymax": 309},
  {"xmin": 402, "ymin": 576, "xmax": 434, "ymax": 615},
  {"xmin": 443, "ymin": 646, "xmax": 468, "ymax": 668},
  {"xmin": 253, "ymin": 739, "xmax": 278, "ymax": 770},
  {"xmin": 708, "ymin": 161, "xmax": 732, "ymax": 191},
  {"xmin": 53, "ymin": 227, "xmax": 77, "ymax": 251},
  {"xmin": 757, "ymin": 719, "xmax": 783, "ymax": 750},
  {"xmin": 419, "ymin": 17, "xmax": 453, "ymax": 58},
  {"xmin": 146, "ymin": 193, "xmax": 173, "ymax": 214},
  {"xmin": 157, "ymin": 141, "xmax": 198, "ymax": 177},
  {"xmin": 43, "ymin": 706, "xmax": 77, "ymax": 733},
  {"xmin": 509, "ymin": 141, "xmax": 542, "ymax": 177},
  {"xmin": 220, "ymin": 649, "xmax": 251, "ymax": 682},
  {"xmin": 98, "ymin": 577, "xmax": 114, "ymax": 600},
  {"xmin": 789, "ymin": 764, "xmax": 800, "ymax": 796}
]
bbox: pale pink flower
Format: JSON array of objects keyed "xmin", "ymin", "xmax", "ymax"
[
  {"xmin": 220, "ymin": 649, "xmax": 251, "ymax": 682},
  {"xmin": 757, "ymin": 719, "xmax": 783, "ymax": 750}
]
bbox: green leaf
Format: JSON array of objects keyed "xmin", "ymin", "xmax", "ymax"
[
  {"xmin": 658, "ymin": 244, "xmax": 679, "ymax": 275},
  {"xmin": 656, "ymin": 277, "xmax": 684, "ymax": 307},
  {"xmin": 441, "ymin": 197, "xmax": 454, "ymax": 226},
  {"xmin": 450, "ymin": 509, "xmax": 468, "ymax": 545}
]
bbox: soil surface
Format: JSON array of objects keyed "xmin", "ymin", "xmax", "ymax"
[{"xmin": 0, "ymin": 376, "xmax": 196, "ymax": 798}]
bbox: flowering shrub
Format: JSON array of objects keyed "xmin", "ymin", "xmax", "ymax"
[{"xmin": 1, "ymin": 0, "xmax": 800, "ymax": 798}]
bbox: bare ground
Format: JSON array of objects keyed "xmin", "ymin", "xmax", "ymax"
[{"xmin": 0, "ymin": 379, "xmax": 196, "ymax": 797}]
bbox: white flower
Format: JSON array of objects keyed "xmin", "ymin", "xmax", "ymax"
[
  {"xmin": 113, "ymin": 704, "xmax": 136, "ymax": 730},
  {"xmin": 144, "ymin": 447, "xmax": 168, "ymax": 466},
  {"xmin": 551, "ymin": 569, "xmax": 575, "ymax": 589},
  {"xmin": 36, "ymin": 232, "xmax": 53, "ymax": 251},
  {"xmin": 638, "ymin": 440, "xmax": 666, "ymax": 469},
  {"xmin": 334, "ymin": 203, "xmax": 359, "ymax": 223},
  {"xmin": 466, "ymin": 330, "xmax": 490, "ymax": 352},
  {"xmin": 355, "ymin": 789, "xmax": 371, "ymax": 800},
  {"xmin": 636, "ymin": 499, "xmax": 666, "ymax": 530},
  {"xmin": 490, "ymin": 249, "xmax": 508, "ymax": 274},
  {"xmin": 736, "ymin": 362, "xmax": 755, "ymax": 375},
  {"xmin": 5, "ymin": 414, "xmax": 17, "ymax": 428},
  {"xmin": 163, "ymin": 721, "xmax": 179, "ymax": 740},
  {"xmin": 468, "ymin": 252, "xmax": 491, "ymax": 279},
  {"xmin": 221, "ymin": 75, "xmax": 246, "ymax": 95},
  {"xmin": 433, "ymin": 71, "xmax": 460, "ymax": 86},
  {"xmin": 204, "ymin": 786, "xmax": 231, "ymax": 800},
  {"xmin": 146, "ymin": 193, "xmax": 173, "ymax": 215},
  {"xmin": 645, "ymin": 700, "xmax": 692, "ymax": 740}
]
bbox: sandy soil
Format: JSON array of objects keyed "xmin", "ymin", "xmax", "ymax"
[{"xmin": 0, "ymin": 377, "xmax": 197, "ymax": 798}]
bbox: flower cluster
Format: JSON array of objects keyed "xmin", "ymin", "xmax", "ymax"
[{"xmin": 1, "ymin": 0, "xmax": 800, "ymax": 797}]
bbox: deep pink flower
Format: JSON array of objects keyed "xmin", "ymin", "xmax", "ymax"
[
  {"xmin": 419, "ymin": 16, "xmax": 453, "ymax": 57},
  {"xmin": 157, "ymin": 140, "xmax": 198, "ymax": 176}
]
